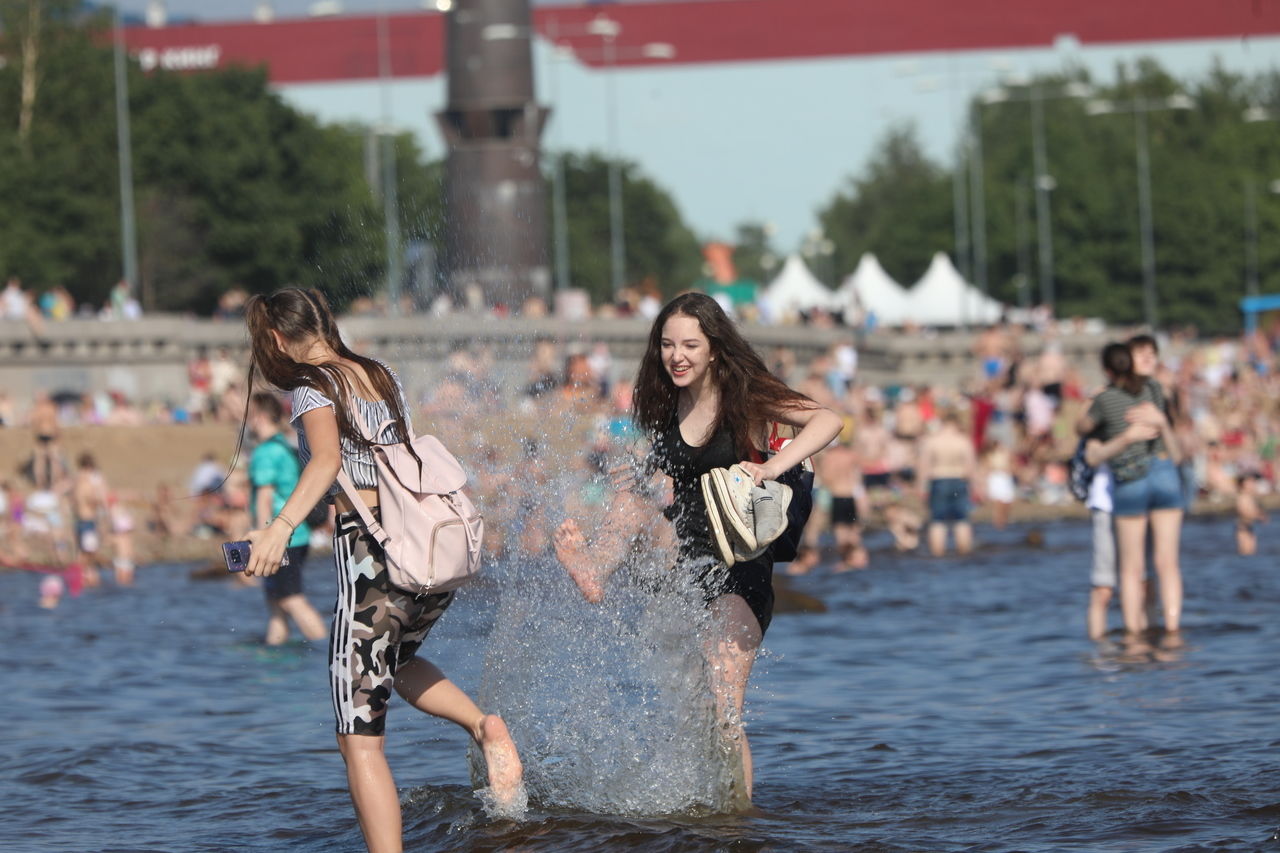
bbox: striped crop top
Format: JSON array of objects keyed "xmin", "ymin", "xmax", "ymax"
[{"xmin": 289, "ymin": 363, "xmax": 412, "ymax": 497}]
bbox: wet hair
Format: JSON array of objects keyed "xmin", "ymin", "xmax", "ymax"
[
  {"xmin": 632, "ymin": 292, "xmax": 816, "ymax": 457},
  {"xmin": 1126, "ymin": 333, "xmax": 1158, "ymax": 354},
  {"xmin": 234, "ymin": 287, "xmax": 419, "ymax": 473},
  {"xmin": 1101, "ymin": 342, "xmax": 1144, "ymax": 395},
  {"xmin": 249, "ymin": 391, "xmax": 284, "ymax": 424}
]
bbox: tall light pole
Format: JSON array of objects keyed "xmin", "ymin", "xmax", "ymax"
[
  {"xmin": 1244, "ymin": 178, "xmax": 1280, "ymax": 300},
  {"xmin": 376, "ymin": 6, "xmax": 402, "ymax": 311},
  {"xmin": 968, "ymin": 113, "xmax": 988, "ymax": 295},
  {"xmin": 545, "ymin": 22, "xmax": 673, "ymax": 300},
  {"xmin": 1242, "ymin": 106, "xmax": 1278, "ymax": 300},
  {"xmin": 982, "ymin": 80, "xmax": 1092, "ymax": 313},
  {"xmin": 112, "ymin": 5, "xmax": 140, "ymax": 303},
  {"xmin": 585, "ymin": 15, "xmax": 625, "ymax": 298},
  {"xmin": 1029, "ymin": 85, "xmax": 1055, "ymax": 311},
  {"xmin": 1087, "ymin": 93, "xmax": 1194, "ymax": 329},
  {"xmin": 544, "ymin": 31, "xmax": 572, "ymax": 293}
]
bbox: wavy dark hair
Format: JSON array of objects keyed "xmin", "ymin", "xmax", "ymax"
[
  {"xmin": 1101, "ymin": 341, "xmax": 1144, "ymax": 396},
  {"xmin": 632, "ymin": 292, "xmax": 815, "ymax": 456},
  {"xmin": 232, "ymin": 288, "xmax": 418, "ymax": 469}
]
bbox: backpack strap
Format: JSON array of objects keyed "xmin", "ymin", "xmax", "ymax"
[{"xmin": 335, "ymin": 468, "xmax": 389, "ymax": 546}]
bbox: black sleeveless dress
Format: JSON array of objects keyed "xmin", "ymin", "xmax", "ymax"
[{"xmin": 651, "ymin": 418, "xmax": 776, "ymax": 636}]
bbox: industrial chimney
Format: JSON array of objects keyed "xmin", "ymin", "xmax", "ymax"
[{"xmin": 437, "ymin": 0, "xmax": 550, "ymax": 309}]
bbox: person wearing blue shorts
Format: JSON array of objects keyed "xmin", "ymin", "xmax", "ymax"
[
  {"xmin": 919, "ymin": 411, "xmax": 976, "ymax": 556},
  {"xmin": 1077, "ymin": 343, "xmax": 1184, "ymax": 646}
]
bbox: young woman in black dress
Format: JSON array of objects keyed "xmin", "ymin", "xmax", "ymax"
[{"xmin": 555, "ymin": 292, "xmax": 841, "ymax": 802}]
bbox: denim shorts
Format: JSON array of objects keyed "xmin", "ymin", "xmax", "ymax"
[
  {"xmin": 1111, "ymin": 457, "xmax": 1183, "ymax": 517},
  {"xmin": 929, "ymin": 478, "xmax": 971, "ymax": 522}
]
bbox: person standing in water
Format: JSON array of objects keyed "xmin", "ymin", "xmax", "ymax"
[
  {"xmin": 555, "ymin": 292, "xmax": 841, "ymax": 804},
  {"xmin": 1076, "ymin": 342, "xmax": 1183, "ymax": 648},
  {"xmin": 71, "ymin": 453, "xmax": 110, "ymax": 587},
  {"xmin": 918, "ymin": 411, "xmax": 977, "ymax": 557},
  {"xmin": 812, "ymin": 421, "xmax": 869, "ymax": 571},
  {"xmin": 240, "ymin": 288, "xmax": 522, "ymax": 853},
  {"xmin": 247, "ymin": 392, "xmax": 327, "ymax": 646}
]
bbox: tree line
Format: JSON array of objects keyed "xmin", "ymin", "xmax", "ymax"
[
  {"xmin": 1, "ymin": 3, "xmax": 1276, "ymax": 329},
  {"xmin": 0, "ymin": 3, "xmax": 699, "ymax": 314},
  {"xmin": 818, "ymin": 59, "xmax": 1280, "ymax": 332}
]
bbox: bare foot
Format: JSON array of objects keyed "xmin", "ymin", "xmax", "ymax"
[
  {"xmin": 553, "ymin": 520, "xmax": 605, "ymax": 602},
  {"xmin": 476, "ymin": 714, "xmax": 523, "ymax": 810}
]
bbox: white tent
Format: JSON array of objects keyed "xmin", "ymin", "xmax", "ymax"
[
  {"xmin": 762, "ymin": 255, "xmax": 836, "ymax": 317},
  {"xmin": 905, "ymin": 252, "xmax": 1004, "ymax": 327},
  {"xmin": 836, "ymin": 253, "xmax": 911, "ymax": 326}
]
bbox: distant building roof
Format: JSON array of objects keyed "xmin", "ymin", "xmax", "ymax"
[{"xmin": 119, "ymin": 0, "xmax": 1280, "ymax": 85}]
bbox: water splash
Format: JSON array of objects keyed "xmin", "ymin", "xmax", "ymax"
[
  {"xmin": 475, "ymin": 780, "xmax": 529, "ymax": 821},
  {"xmin": 475, "ymin": 547, "xmax": 744, "ymax": 816}
]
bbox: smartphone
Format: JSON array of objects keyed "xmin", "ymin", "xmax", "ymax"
[{"xmin": 222, "ymin": 541, "xmax": 289, "ymax": 573}]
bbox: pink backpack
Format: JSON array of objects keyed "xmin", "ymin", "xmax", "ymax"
[{"xmin": 336, "ymin": 415, "xmax": 484, "ymax": 595}]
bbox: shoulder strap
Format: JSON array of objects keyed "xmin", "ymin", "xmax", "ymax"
[{"xmin": 335, "ymin": 468, "xmax": 389, "ymax": 546}]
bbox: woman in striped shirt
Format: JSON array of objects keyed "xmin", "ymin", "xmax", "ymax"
[
  {"xmin": 1076, "ymin": 342, "xmax": 1184, "ymax": 646},
  {"xmin": 240, "ymin": 288, "xmax": 522, "ymax": 852}
]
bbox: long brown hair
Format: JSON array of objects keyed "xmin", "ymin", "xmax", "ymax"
[
  {"xmin": 242, "ymin": 287, "xmax": 416, "ymax": 458},
  {"xmin": 1101, "ymin": 341, "xmax": 1144, "ymax": 396},
  {"xmin": 632, "ymin": 292, "xmax": 815, "ymax": 456}
]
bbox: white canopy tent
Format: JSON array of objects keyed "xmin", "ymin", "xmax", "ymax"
[
  {"xmin": 836, "ymin": 253, "xmax": 911, "ymax": 326},
  {"xmin": 904, "ymin": 252, "xmax": 1004, "ymax": 327},
  {"xmin": 762, "ymin": 254, "xmax": 836, "ymax": 318}
]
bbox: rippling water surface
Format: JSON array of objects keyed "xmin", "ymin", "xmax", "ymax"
[{"xmin": 3, "ymin": 516, "xmax": 1279, "ymax": 852}]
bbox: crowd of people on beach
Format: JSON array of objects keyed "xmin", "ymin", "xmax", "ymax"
[{"xmin": 5, "ymin": 310, "xmax": 1276, "ymax": 592}]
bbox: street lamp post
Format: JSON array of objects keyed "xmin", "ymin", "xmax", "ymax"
[
  {"xmin": 1087, "ymin": 94, "xmax": 1195, "ymax": 329},
  {"xmin": 1242, "ymin": 107, "xmax": 1279, "ymax": 300},
  {"xmin": 545, "ymin": 31, "xmax": 572, "ymax": 293},
  {"xmin": 585, "ymin": 16, "xmax": 625, "ymax": 299},
  {"xmin": 1244, "ymin": 178, "xmax": 1280, "ymax": 299},
  {"xmin": 968, "ymin": 116, "xmax": 988, "ymax": 295},
  {"xmin": 112, "ymin": 6, "xmax": 140, "ymax": 304},
  {"xmin": 1029, "ymin": 85, "xmax": 1055, "ymax": 310},
  {"xmin": 376, "ymin": 6, "xmax": 402, "ymax": 311},
  {"xmin": 544, "ymin": 21, "xmax": 674, "ymax": 300},
  {"xmin": 982, "ymin": 80, "xmax": 1092, "ymax": 313}
]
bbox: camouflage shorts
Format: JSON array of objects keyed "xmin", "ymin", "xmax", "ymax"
[{"xmin": 329, "ymin": 511, "xmax": 455, "ymax": 736}]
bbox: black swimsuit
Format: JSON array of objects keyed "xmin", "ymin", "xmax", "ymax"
[{"xmin": 652, "ymin": 419, "xmax": 776, "ymax": 636}]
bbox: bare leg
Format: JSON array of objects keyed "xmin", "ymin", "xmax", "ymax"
[
  {"xmin": 1149, "ymin": 508, "xmax": 1184, "ymax": 634},
  {"xmin": 704, "ymin": 594, "xmax": 762, "ymax": 804},
  {"xmin": 337, "ymin": 733, "xmax": 402, "ymax": 853},
  {"xmin": 993, "ymin": 501, "xmax": 1011, "ymax": 530},
  {"xmin": 927, "ymin": 522, "xmax": 947, "ymax": 557},
  {"xmin": 1087, "ymin": 585, "xmax": 1113, "ymax": 640},
  {"xmin": 954, "ymin": 522, "xmax": 974, "ymax": 555},
  {"xmin": 1237, "ymin": 525, "xmax": 1256, "ymax": 556},
  {"xmin": 553, "ymin": 519, "xmax": 605, "ymax": 602},
  {"xmin": 394, "ymin": 657, "xmax": 522, "ymax": 805},
  {"xmin": 264, "ymin": 603, "xmax": 290, "ymax": 646},
  {"xmin": 279, "ymin": 594, "xmax": 328, "ymax": 642},
  {"xmin": 1114, "ymin": 515, "xmax": 1149, "ymax": 638}
]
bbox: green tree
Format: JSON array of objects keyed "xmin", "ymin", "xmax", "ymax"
[
  {"xmin": 552, "ymin": 151, "xmax": 702, "ymax": 304},
  {"xmin": 0, "ymin": 11, "xmax": 444, "ymax": 314},
  {"xmin": 730, "ymin": 221, "xmax": 779, "ymax": 284},
  {"xmin": 817, "ymin": 123, "xmax": 954, "ymax": 287}
]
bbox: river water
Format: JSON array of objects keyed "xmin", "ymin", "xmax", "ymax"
[{"xmin": 3, "ymin": 515, "xmax": 1278, "ymax": 852}]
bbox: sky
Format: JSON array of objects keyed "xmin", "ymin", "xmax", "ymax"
[{"xmin": 116, "ymin": 2, "xmax": 1280, "ymax": 255}]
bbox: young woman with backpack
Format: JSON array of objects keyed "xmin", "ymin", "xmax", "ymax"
[
  {"xmin": 239, "ymin": 288, "xmax": 522, "ymax": 853},
  {"xmin": 555, "ymin": 292, "xmax": 841, "ymax": 804}
]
